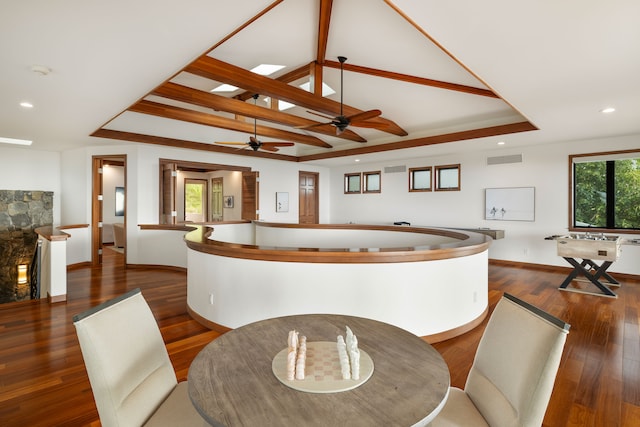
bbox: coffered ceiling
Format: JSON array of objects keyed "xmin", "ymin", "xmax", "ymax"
[{"xmin": 2, "ymin": 0, "xmax": 639, "ymax": 165}]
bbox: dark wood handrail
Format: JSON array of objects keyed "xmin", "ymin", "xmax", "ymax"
[
  {"xmin": 185, "ymin": 222, "xmax": 492, "ymax": 264},
  {"xmin": 34, "ymin": 226, "xmax": 71, "ymax": 242}
]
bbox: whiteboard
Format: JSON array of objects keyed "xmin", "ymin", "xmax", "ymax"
[{"xmin": 485, "ymin": 187, "xmax": 535, "ymax": 221}]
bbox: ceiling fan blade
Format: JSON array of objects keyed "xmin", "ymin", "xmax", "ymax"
[
  {"xmin": 347, "ymin": 121, "xmax": 391, "ymax": 130},
  {"xmin": 257, "ymin": 144, "xmax": 280, "ymax": 152},
  {"xmin": 295, "ymin": 122, "xmax": 331, "ymax": 130},
  {"xmin": 347, "ymin": 109, "xmax": 382, "ymax": 123},
  {"xmin": 216, "ymin": 141, "xmax": 247, "ymax": 146},
  {"xmin": 306, "ymin": 110, "xmax": 335, "ymax": 120},
  {"xmin": 261, "ymin": 142, "xmax": 295, "ymax": 147}
]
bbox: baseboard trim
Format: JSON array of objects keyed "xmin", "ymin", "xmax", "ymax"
[
  {"xmin": 125, "ymin": 263, "xmax": 187, "ymax": 273},
  {"xmin": 187, "ymin": 303, "xmax": 488, "ymax": 343},
  {"xmin": 421, "ymin": 307, "xmax": 488, "ymax": 344},
  {"xmin": 67, "ymin": 262, "xmax": 92, "ymax": 271},
  {"xmin": 489, "ymin": 258, "xmax": 640, "ymax": 281},
  {"xmin": 47, "ymin": 293, "xmax": 67, "ymax": 304},
  {"xmin": 187, "ymin": 304, "xmax": 232, "ymax": 334}
]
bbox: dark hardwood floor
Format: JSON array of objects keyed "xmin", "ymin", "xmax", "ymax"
[{"xmin": 0, "ymin": 249, "xmax": 638, "ymax": 426}]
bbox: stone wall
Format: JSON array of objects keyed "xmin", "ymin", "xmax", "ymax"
[{"xmin": 0, "ymin": 190, "xmax": 54, "ymax": 303}]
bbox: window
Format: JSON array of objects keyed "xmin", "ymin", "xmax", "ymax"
[
  {"xmin": 363, "ymin": 171, "xmax": 381, "ymax": 193},
  {"xmin": 344, "ymin": 173, "xmax": 361, "ymax": 194},
  {"xmin": 409, "ymin": 167, "xmax": 432, "ymax": 192},
  {"xmin": 571, "ymin": 150, "xmax": 640, "ymax": 231},
  {"xmin": 435, "ymin": 164, "xmax": 461, "ymax": 191}
]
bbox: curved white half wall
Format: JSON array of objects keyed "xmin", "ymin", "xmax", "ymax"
[{"xmin": 186, "ymin": 223, "xmax": 490, "ymax": 338}]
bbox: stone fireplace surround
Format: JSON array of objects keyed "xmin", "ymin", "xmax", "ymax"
[{"xmin": 0, "ymin": 190, "xmax": 53, "ymax": 303}]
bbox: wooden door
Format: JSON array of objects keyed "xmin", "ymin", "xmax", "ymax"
[
  {"xmin": 299, "ymin": 171, "xmax": 319, "ymax": 224},
  {"xmin": 160, "ymin": 163, "xmax": 176, "ymax": 224},
  {"xmin": 210, "ymin": 177, "xmax": 223, "ymax": 222},
  {"xmin": 91, "ymin": 157, "xmax": 104, "ymax": 266},
  {"xmin": 242, "ymin": 171, "xmax": 259, "ymax": 221}
]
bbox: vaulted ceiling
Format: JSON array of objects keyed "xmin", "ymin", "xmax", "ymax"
[
  {"xmin": 2, "ymin": 1, "xmax": 639, "ymax": 165},
  {"xmin": 92, "ymin": 0, "xmax": 535, "ymax": 162}
]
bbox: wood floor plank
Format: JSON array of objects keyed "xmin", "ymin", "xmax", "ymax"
[{"xmin": 0, "ymin": 250, "xmax": 638, "ymax": 426}]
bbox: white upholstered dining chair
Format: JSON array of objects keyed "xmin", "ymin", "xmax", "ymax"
[
  {"xmin": 73, "ymin": 288, "xmax": 207, "ymax": 427},
  {"xmin": 431, "ymin": 293, "xmax": 570, "ymax": 427}
]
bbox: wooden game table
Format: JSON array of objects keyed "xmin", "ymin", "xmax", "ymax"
[{"xmin": 188, "ymin": 313, "xmax": 450, "ymax": 427}]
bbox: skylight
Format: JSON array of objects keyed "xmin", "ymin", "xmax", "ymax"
[
  {"xmin": 212, "ymin": 84, "xmax": 239, "ymax": 93},
  {"xmin": 0, "ymin": 136, "xmax": 33, "ymax": 146},
  {"xmin": 265, "ymin": 81, "xmax": 336, "ymax": 111},
  {"xmin": 251, "ymin": 64, "xmax": 285, "ymax": 76},
  {"xmin": 300, "ymin": 81, "xmax": 336, "ymax": 97},
  {"xmin": 211, "ymin": 64, "xmax": 286, "ymax": 93}
]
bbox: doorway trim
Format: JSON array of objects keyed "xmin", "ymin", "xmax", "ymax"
[{"xmin": 92, "ymin": 155, "xmax": 127, "ymax": 266}]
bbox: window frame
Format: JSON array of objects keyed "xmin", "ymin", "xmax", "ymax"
[
  {"xmin": 408, "ymin": 167, "xmax": 432, "ymax": 192},
  {"xmin": 363, "ymin": 171, "xmax": 382, "ymax": 194},
  {"xmin": 569, "ymin": 149, "xmax": 640, "ymax": 233},
  {"xmin": 344, "ymin": 173, "xmax": 362, "ymax": 194},
  {"xmin": 434, "ymin": 164, "xmax": 461, "ymax": 191}
]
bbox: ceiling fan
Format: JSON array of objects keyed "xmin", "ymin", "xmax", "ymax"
[
  {"xmin": 300, "ymin": 56, "xmax": 382, "ymax": 135},
  {"xmin": 216, "ymin": 95, "xmax": 295, "ymax": 152}
]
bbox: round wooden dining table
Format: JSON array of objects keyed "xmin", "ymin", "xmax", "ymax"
[{"xmin": 188, "ymin": 314, "xmax": 450, "ymax": 427}]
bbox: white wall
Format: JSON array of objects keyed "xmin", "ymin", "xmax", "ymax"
[
  {"xmin": 328, "ymin": 133, "xmax": 640, "ymax": 275},
  {"xmin": 0, "ymin": 145, "xmax": 61, "ymax": 225},
  {"xmin": 19, "ymin": 131, "xmax": 635, "ymax": 276},
  {"xmin": 59, "ymin": 144, "xmax": 330, "ymax": 265},
  {"xmin": 212, "ymin": 170, "xmax": 243, "ymax": 221}
]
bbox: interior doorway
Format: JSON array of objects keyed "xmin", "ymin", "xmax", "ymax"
[
  {"xmin": 299, "ymin": 171, "xmax": 319, "ymax": 224},
  {"xmin": 158, "ymin": 159, "xmax": 253, "ymax": 224},
  {"xmin": 92, "ymin": 155, "xmax": 127, "ymax": 266}
]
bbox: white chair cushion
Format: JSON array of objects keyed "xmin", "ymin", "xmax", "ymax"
[
  {"xmin": 75, "ymin": 291, "xmax": 178, "ymax": 426},
  {"xmin": 465, "ymin": 297, "xmax": 567, "ymax": 427},
  {"xmin": 144, "ymin": 381, "xmax": 208, "ymax": 426},
  {"xmin": 430, "ymin": 387, "xmax": 489, "ymax": 427}
]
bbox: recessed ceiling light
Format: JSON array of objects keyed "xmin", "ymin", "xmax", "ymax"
[
  {"xmin": 497, "ymin": 141, "xmax": 505, "ymax": 145},
  {"xmin": 355, "ymin": 159, "xmax": 360, "ymax": 162},
  {"xmin": 601, "ymin": 107, "xmax": 616, "ymax": 113},
  {"xmin": 20, "ymin": 101, "xmax": 34, "ymax": 108},
  {"xmin": 31, "ymin": 65, "xmax": 51, "ymax": 76},
  {"xmin": 0, "ymin": 136, "xmax": 33, "ymax": 146}
]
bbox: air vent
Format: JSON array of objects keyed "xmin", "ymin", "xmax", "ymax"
[
  {"xmin": 487, "ymin": 154, "xmax": 523, "ymax": 165},
  {"xmin": 384, "ymin": 165, "xmax": 406, "ymax": 173}
]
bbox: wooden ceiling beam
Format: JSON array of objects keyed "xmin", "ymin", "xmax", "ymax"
[
  {"xmin": 129, "ymin": 100, "xmax": 332, "ymax": 148},
  {"xmin": 324, "ymin": 60, "xmax": 498, "ymax": 98},
  {"xmin": 316, "ymin": 0, "xmax": 333, "ymax": 64},
  {"xmin": 309, "ymin": 61, "xmax": 323, "ymax": 96},
  {"xmin": 235, "ymin": 63, "xmax": 312, "ymax": 102},
  {"xmin": 185, "ymin": 56, "xmax": 408, "ymax": 136},
  {"xmin": 298, "ymin": 121, "xmax": 538, "ymax": 162},
  {"xmin": 152, "ymin": 82, "xmax": 362, "ymax": 143},
  {"xmin": 91, "ymin": 129, "xmax": 294, "ymax": 161}
]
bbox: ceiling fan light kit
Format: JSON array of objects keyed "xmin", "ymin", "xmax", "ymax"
[
  {"xmin": 300, "ymin": 56, "xmax": 383, "ymax": 136},
  {"xmin": 216, "ymin": 94, "xmax": 294, "ymax": 152}
]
